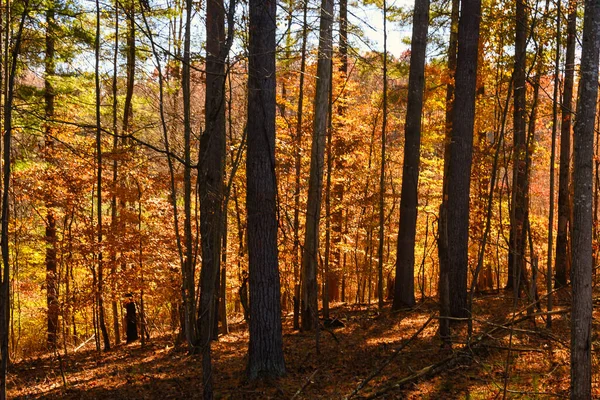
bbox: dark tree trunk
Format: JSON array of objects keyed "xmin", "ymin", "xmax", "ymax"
[
  {"xmin": 570, "ymin": 0, "xmax": 600, "ymax": 396},
  {"xmin": 506, "ymin": 0, "xmax": 528, "ymax": 296},
  {"xmin": 393, "ymin": 0, "xmax": 429, "ymax": 310},
  {"xmin": 377, "ymin": 0, "xmax": 388, "ymax": 311},
  {"xmin": 330, "ymin": 0, "xmax": 347, "ymax": 305},
  {"xmin": 438, "ymin": 0, "xmax": 481, "ymax": 318},
  {"xmin": 125, "ymin": 300, "xmax": 138, "ymax": 343},
  {"xmin": 110, "ymin": 5, "xmax": 121, "ymax": 348},
  {"xmin": 181, "ymin": 0, "xmax": 197, "ymax": 351},
  {"xmin": 292, "ymin": 0, "xmax": 308, "ymax": 331},
  {"xmin": 0, "ymin": 3, "xmax": 27, "ymax": 397},
  {"xmin": 45, "ymin": 1, "xmax": 59, "ymax": 349},
  {"xmin": 301, "ymin": 0, "xmax": 333, "ymax": 331},
  {"xmin": 555, "ymin": 0, "xmax": 576, "ymax": 288},
  {"xmin": 199, "ymin": 0, "xmax": 227, "ymax": 394},
  {"xmin": 438, "ymin": 0, "xmax": 458, "ymax": 340},
  {"xmin": 546, "ymin": 0, "xmax": 560, "ymax": 329},
  {"xmin": 246, "ymin": 0, "xmax": 286, "ymax": 379},
  {"xmin": 95, "ymin": 0, "xmax": 110, "ymax": 352}
]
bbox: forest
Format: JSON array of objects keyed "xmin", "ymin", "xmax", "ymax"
[{"xmin": 1, "ymin": 0, "xmax": 600, "ymax": 396}]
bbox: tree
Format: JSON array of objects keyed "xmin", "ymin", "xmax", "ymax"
[
  {"xmin": 199, "ymin": 0, "xmax": 229, "ymax": 394},
  {"xmin": 301, "ymin": 0, "xmax": 333, "ymax": 331},
  {"xmin": 181, "ymin": 0, "xmax": 197, "ymax": 350},
  {"xmin": 44, "ymin": 0, "xmax": 59, "ymax": 349},
  {"xmin": 393, "ymin": 0, "xmax": 430, "ymax": 310},
  {"xmin": 1, "ymin": 2, "xmax": 28, "ymax": 396},
  {"xmin": 376, "ymin": 0, "xmax": 388, "ymax": 311},
  {"xmin": 246, "ymin": 0, "xmax": 286, "ymax": 379},
  {"xmin": 570, "ymin": 0, "xmax": 600, "ymax": 395},
  {"xmin": 292, "ymin": 0, "xmax": 309, "ymax": 330},
  {"xmin": 438, "ymin": 0, "xmax": 482, "ymax": 319},
  {"xmin": 555, "ymin": 0, "xmax": 577, "ymax": 288},
  {"xmin": 95, "ymin": 0, "xmax": 110, "ymax": 352},
  {"xmin": 506, "ymin": 0, "xmax": 529, "ymax": 296}
]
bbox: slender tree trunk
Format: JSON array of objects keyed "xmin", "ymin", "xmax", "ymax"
[
  {"xmin": 110, "ymin": 5, "xmax": 121, "ymax": 347},
  {"xmin": 331, "ymin": 0, "xmax": 348, "ymax": 305},
  {"xmin": 507, "ymin": 0, "xmax": 528, "ymax": 297},
  {"xmin": 44, "ymin": 0, "xmax": 59, "ymax": 349},
  {"xmin": 246, "ymin": 0, "xmax": 286, "ymax": 379},
  {"xmin": 199, "ymin": 0, "xmax": 229, "ymax": 394},
  {"xmin": 0, "ymin": 3, "xmax": 27, "ymax": 397},
  {"xmin": 547, "ymin": 0, "xmax": 561, "ymax": 328},
  {"xmin": 377, "ymin": 0, "xmax": 388, "ymax": 311},
  {"xmin": 181, "ymin": 0, "xmax": 197, "ymax": 351},
  {"xmin": 301, "ymin": 0, "xmax": 334, "ymax": 331},
  {"xmin": 292, "ymin": 0, "xmax": 309, "ymax": 331},
  {"xmin": 122, "ymin": 5, "xmax": 135, "ymax": 137},
  {"xmin": 393, "ymin": 0, "xmax": 429, "ymax": 310},
  {"xmin": 323, "ymin": 63, "xmax": 333, "ymax": 319},
  {"xmin": 438, "ymin": 0, "xmax": 458, "ymax": 340},
  {"xmin": 438, "ymin": 0, "xmax": 481, "ymax": 318},
  {"xmin": 570, "ymin": 0, "xmax": 600, "ymax": 396},
  {"xmin": 556, "ymin": 0, "xmax": 576, "ymax": 288},
  {"xmin": 95, "ymin": 0, "xmax": 110, "ymax": 352}
]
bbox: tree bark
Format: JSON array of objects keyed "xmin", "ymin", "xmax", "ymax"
[
  {"xmin": 438, "ymin": 0, "xmax": 481, "ymax": 318},
  {"xmin": 95, "ymin": 0, "xmax": 111, "ymax": 352},
  {"xmin": 301, "ymin": 0, "xmax": 333, "ymax": 331},
  {"xmin": 292, "ymin": 0, "xmax": 309, "ymax": 331},
  {"xmin": 181, "ymin": 0, "xmax": 197, "ymax": 351},
  {"xmin": 377, "ymin": 0, "xmax": 388, "ymax": 311},
  {"xmin": 44, "ymin": 0, "xmax": 59, "ymax": 349},
  {"xmin": 570, "ymin": 0, "xmax": 600, "ymax": 396},
  {"xmin": 246, "ymin": 0, "xmax": 286, "ymax": 379},
  {"xmin": 506, "ymin": 0, "xmax": 528, "ymax": 297},
  {"xmin": 393, "ymin": 0, "xmax": 429, "ymax": 310},
  {"xmin": 555, "ymin": 0, "xmax": 576, "ymax": 288},
  {"xmin": 199, "ymin": 0, "xmax": 227, "ymax": 394},
  {"xmin": 0, "ymin": 3, "xmax": 27, "ymax": 397}
]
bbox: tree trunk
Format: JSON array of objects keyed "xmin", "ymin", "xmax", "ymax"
[
  {"xmin": 438, "ymin": 0, "xmax": 481, "ymax": 318},
  {"xmin": 181, "ymin": 0, "xmax": 197, "ymax": 351},
  {"xmin": 546, "ymin": 0, "xmax": 560, "ymax": 329},
  {"xmin": 506, "ymin": 0, "xmax": 528, "ymax": 297},
  {"xmin": 44, "ymin": 1, "xmax": 59, "ymax": 349},
  {"xmin": 393, "ymin": 0, "xmax": 429, "ymax": 310},
  {"xmin": 301, "ymin": 0, "xmax": 333, "ymax": 331},
  {"xmin": 246, "ymin": 0, "xmax": 286, "ymax": 379},
  {"xmin": 438, "ymin": 0, "xmax": 458, "ymax": 340},
  {"xmin": 110, "ymin": 4, "xmax": 121, "ymax": 347},
  {"xmin": 377, "ymin": 0, "xmax": 388, "ymax": 311},
  {"xmin": 570, "ymin": 0, "xmax": 600, "ymax": 396},
  {"xmin": 199, "ymin": 0, "xmax": 227, "ymax": 394},
  {"xmin": 0, "ymin": 3, "xmax": 27, "ymax": 397},
  {"xmin": 292, "ymin": 0, "xmax": 308, "ymax": 331},
  {"xmin": 95, "ymin": 0, "xmax": 110, "ymax": 352},
  {"xmin": 555, "ymin": 0, "xmax": 576, "ymax": 288}
]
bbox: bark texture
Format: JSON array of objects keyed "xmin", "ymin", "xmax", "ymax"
[
  {"xmin": 439, "ymin": 0, "xmax": 481, "ymax": 318},
  {"xmin": 246, "ymin": 0, "xmax": 286, "ymax": 379},
  {"xmin": 393, "ymin": 0, "xmax": 429, "ymax": 309},
  {"xmin": 570, "ymin": 0, "xmax": 600, "ymax": 396},
  {"xmin": 301, "ymin": 0, "xmax": 333, "ymax": 331}
]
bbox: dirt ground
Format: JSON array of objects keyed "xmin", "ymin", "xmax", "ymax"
[{"xmin": 8, "ymin": 290, "xmax": 590, "ymax": 399}]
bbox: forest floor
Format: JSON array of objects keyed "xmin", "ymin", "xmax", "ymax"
[{"xmin": 7, "ymin": 288, "xmax": 595, "ymax": 399}]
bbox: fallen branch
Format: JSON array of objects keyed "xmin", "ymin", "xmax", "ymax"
[
  {"xmin": 346, "ymin": 314, "xmax": 434, "ymax": 399},
  {"xmin": 74, "ymin": 334, "xmax": 95, "ymax": 352},
  {"xmin": 365, "ymin": 352, "xmax": 468, "ymax": 399},
  {"xmin": 291, "ymin": 368, "xmax": 318, "ymax": 400}
]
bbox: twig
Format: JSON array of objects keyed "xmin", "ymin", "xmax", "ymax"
[
  {"xmin": 291, "ymin": 369, "xmax": 318, "ymax": 400},
  {"xmin": 346, "ymin": 314, "xmax": 434, "ymax": 399},
  {"xmin": 74, "ymin": 334, "xmax": 95, "ymax": 352}
]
